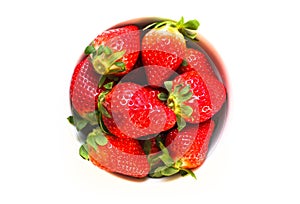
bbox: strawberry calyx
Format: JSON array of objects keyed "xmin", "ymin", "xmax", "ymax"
[
  {"xmin": 97, "ymin": 80, "xmax": 113, "ymax": 119},
  {"xmin": 67, "ymin": 115, "xmax": 88, "ymax": 131},
  {"xmin": 144, "ymin": 17, "xmax": 200, "ymax": 40},
  {"xmin": 148, "ymin": 137, "xmax": 196, "ymax": 179},
  {"xmin": 164, "ymin": 81, "xmax": 193, "ymax": 131},
  {"xmin": 85, "ymin": 45, "xmax": 126, "ymax": 75},
  {"xmin": 97, "ymin": 90, "xmax": 111, "ymax": 119},
  {"xmin": 67, "ymin": 107, "xmax": 99, "ymax": 131},
  {"xmin": 79, "ymin": 128, "xmax": 108, "ymax": 160}
]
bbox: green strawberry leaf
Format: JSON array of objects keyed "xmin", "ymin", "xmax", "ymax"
[
  {"xmin": 98, "ymin": 76, "xmax": 107, "ymax": 88},
  {"xmin": 179, "ymin": 169, "xmax": 197, "ymax": 179},
  {"xmin": 79, "ymin": 144, "xmax": 89, "ymax": 160},
  {"xmin": 181, "ymin": 59, "xmax": 188, "ymax": 66},
  {"xmin": 95, "ymin": 134, "xmax": 108, "ymax": 146},
  {"xmin": 176, "ymin": 115, "xmax": 186, "ymax": 131},
  {"xmin": 84, "ymin": 111, "xmax": 99, "ymax": 125},
  {"xmin": 149, "ymin": 166, "xmax": 165, "ymax": 178},
  {"xmin": 183, "ymin": 19, "xmax": 200, "ymax": 30},
  {"xmin": 164, "ymin": 81, "xmax": 173, "ymax": 93},
  {"xmin": 98, "ymin": 113, "xmax": 110, "ymax": 134},
  {"xmin": 84, "ymin": 45, "xmax": 96, "ymax": 55},
  {"xmin": 114, "ymin": 61, "xmax": 126, "ymax": 69},
  {"xmin": 180, "ymin": 105, "xmax": 193, "ymax": 118},
  {"xmin": 103, "ymin": 81, "xmax": 114, "ymax": 90},
  {"xmin": 97, "ymin": 90, "xmax": 111, "ymax": 118},
  {"xmin": 157, "ymin": 140, "xmax": 174, "ymax": 167},
  {"xmin": 98, "ymin": 105, "xmax": 111, "ymax": 118},
  {"xmin": 86, "ymin": 128, "xmax": 108, "ymax": 151},
  {"xmin": 179, "ymin": 92, "xmax": 193, "ymax": 102},
  {"xmin": 67, "ymin": 115, "xmax": 88, "ymax": 131},
  {"xmin": 173, "ymin": 84, "xmax": 183, "ymax": 94},
  {"xmin": 67, "ymin": 115, "xmax": 74, "ymax": 124},
  {"xmin": 179, "ymin": 84, "xmax": 191, "ymax": 95},
  {"xmin": 161, "ymin": 166, "xmax": 180, "ymax": 177},
  {"xmin": 103, "ymin": 46, "xmax": 112, "ymax": 55},
  {"xmin": 86, "ymin": 136, "xmax": 98, "ymax": 151},
  {"xmin": 97, "ymin": 45, "xmax": 104, "ymax": 55},
  {"xmin": 176, "ymin": 16, "xmax": 185, "ymax": 28},
  {"xmin": 157, "ymin": 92, "xmax": 168, "ymax": 101}
]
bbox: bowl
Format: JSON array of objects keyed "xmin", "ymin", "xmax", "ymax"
[{"xmin": 68, "ymin": 17, "xmax": 229, "ymax": 179}]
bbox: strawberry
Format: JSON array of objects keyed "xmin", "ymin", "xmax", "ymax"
[
  {"xmin": 149, "ymin": 120, "xmax": 215, "ymax": 178},
  {"xmin": 79, "ymin": 128, "xmax": 150, "ymax": 178},
  {"xmin": 142, "ymin": 17, "xmax": 200, "ymax": 86},
  {"xmin": 84, "ymin": 25, "xmax": 140, "ymax": 76},
  {"xmin": 101, "ymin": 82, "xmax": 176, "ymax": 139},
  {"xmin": 177, "ymin": 48, "xmax": 216, "ymax": 79},
  {"xmin": 69, "ymin": 56, "xmax": 119, "ymax": 126},
  {"xmin": 69, "ymin": 57, "xmax": 101, "ymax": 123},
  {"xmin": 164, "ymin": 70, "xmax": 226, "ymax": 129},
  {"xmin": 165, "ymin": 120, "xmax": 215, "ymax": 169}
]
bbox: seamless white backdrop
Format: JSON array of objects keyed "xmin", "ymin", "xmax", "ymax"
[{"xmin": 1, "ymin": 0, "xmax": 299, "ymax": 203}]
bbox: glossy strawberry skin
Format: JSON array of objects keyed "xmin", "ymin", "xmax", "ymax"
[
  {"xmin": 142, "ymin": 27, "xmax": 186, "ymax": 86},
  {"xmin": 177, "ymin": 48, "xmax": 216, "ymax": 79},
  {"xmin": 89, "ymin": 135, "xmax": 150, "ymax": 178},
  {"xmin": 172, "ymin": 70, "xmax": 226, "ymax": 123},
  {"xmin": 102, "ymin": 82, "xmax": 176, "ymax": 139},
  {"xmin": 165, "ymin": 120, "xmax": 215, "ymax": 169},
  {"xmin": 69, "ymin": 57, "xmax": 101, "ymax": 118},
  {"xmin": 92, "ymin": 25, "xmax": 140, "ymax": 76}
]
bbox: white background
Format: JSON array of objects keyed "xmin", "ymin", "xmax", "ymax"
[{"xmin": 1, "ymin": 0, "xmax": 299, "ymax": 203}]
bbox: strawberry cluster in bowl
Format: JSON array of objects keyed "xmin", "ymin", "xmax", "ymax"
[{"xmin": 68, "ymin": 17, "xmax": 228, "ymax": 179}]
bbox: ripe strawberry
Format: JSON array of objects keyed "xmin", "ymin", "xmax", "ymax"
[
  {"xmin": 85, "ymin": 25, "xmax": 140, "ymax": 76},
  {"xmin": 101, "ymin": 82, "xmax": 176, "ymax": 139},
  {"xmin": 69, "ymin": 57, "xmax": 102, "ymax": 122},
  {"xmin": 69, "ymin": 56, "xmax": 119, "ymax": 127},
  {"xmin": 80, "ymin": 128, "xmax": 150, "ymax": 178},
  {"xmin": 148, "ymin": 120, "xmax": 214, "ymax": 178},
  {"xmin": 164, "ymin": 70, "xmax": 226, "ymax": 128},
  {"xmin": 165, "ymin": 120, "xmax": 215, "ymax": 169},
  {"xmin": 177, "ymin": 48, "xmax": 216, "ymax": 79},
  {"xmin": 142, "ymin": 17, "xmax": 200, "ymax": 86}
]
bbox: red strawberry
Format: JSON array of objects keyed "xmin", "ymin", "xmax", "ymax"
[
  {"xmin": 142, "ymin": 17, "xmax": 200, "ymax": 87},
  {"xmin": 165, "ymin": 70, "xmax": 226, "ymax": 128},
  {"xmin": 165, "ymin": 120, "xmax": 215, "ymax": 169},
  {"xmin": 101, "ymin": 82, "xmax": 176, "ymax": 139},
  {"xmin": 69, "ymin": 57, "xmax": 118, "ymax": 123},
  {"xmin": 80, "ymin": 128, "xmax": 150, "ymax": 178},
  {"xmin": 148, "ymin": 120, "xmax": 214, "ymax": 178},
  {"xmin": 177, "ymin": 48, "xmax": 216, "ymax": 79},
  {"xmin": 69, "ymin": 57, "xmax": 101, "ymax": 121},
  {"xmin": 85, "ymin": 25, "xmax": 140, "ymax": 76}
]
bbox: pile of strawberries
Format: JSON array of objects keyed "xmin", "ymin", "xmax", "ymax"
[{"xmin": 68, "ymin": 17, "xmax": 227, "ymax": 179}]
